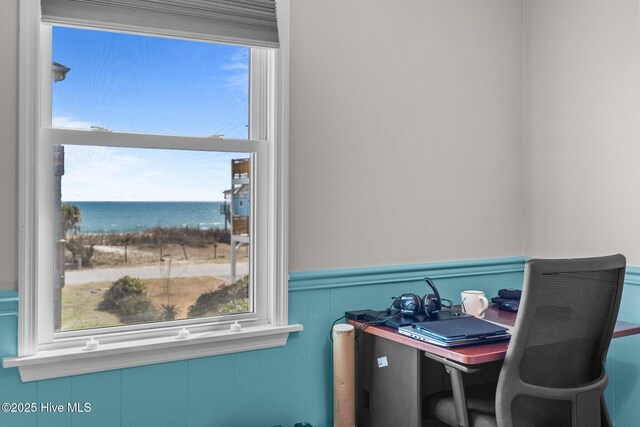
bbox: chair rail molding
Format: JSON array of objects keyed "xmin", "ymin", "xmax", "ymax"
[{"xmin": 289, "ymin": 257, "xmax": 527, "ymax": 292}]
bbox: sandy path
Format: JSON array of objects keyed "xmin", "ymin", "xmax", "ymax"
[{"xmin": 64, "ymin": 262, "xmax": 249, "ymax": 285}]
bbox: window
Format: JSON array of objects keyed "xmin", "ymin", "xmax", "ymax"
[
  {"xmin": 55, "ymin": 145, "xmax": 253, "ymax": 333},
  {"xmin": 7, "ymin": 0, "xmax": 299, "ymax": 382},
  {"xmin": 49, "ymin": 27, "xmax": 256, "ymax": 334},
  {"xmin": 51, "ymin": 27, "xmax": 250, "ymax": 138}
]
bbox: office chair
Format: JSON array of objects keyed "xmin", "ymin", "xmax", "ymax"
[{"xmin": 426, "ymin": 254, "xmax": 626, "ymax": 427}]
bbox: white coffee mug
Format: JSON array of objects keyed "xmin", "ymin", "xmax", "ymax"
[{"xmin": 461, "ymin": 290, "xmax": 489, "ymax": 318}]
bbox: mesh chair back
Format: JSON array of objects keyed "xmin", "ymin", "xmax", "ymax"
[{"xmin": 496, "ymin": 255, "xmax": 625, "ymax": 427}]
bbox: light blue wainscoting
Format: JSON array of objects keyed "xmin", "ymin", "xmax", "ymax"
[
  {"xmin": 1, "ymin": 257, "xmax": 528, "ymax": 427},
  {"xmin": 608, "ymin": 267, "xmax": 640, "ymax": 427}
]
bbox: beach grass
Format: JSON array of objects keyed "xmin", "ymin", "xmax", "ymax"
[
  {"xmin": 76, "ymin": 242, "xmax": 248, "ymax": 268},
  {"xmin": 61, "ymin": 275, "xmax": 229, "ymax": 331},
  {"xmin": 61, "ymin": 283, "xmax": 121, "ymax": 330}
]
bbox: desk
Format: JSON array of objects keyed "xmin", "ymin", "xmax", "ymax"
[{"xmin": 349, "ymin": 307, "xmax": 640, "ymax": 427}]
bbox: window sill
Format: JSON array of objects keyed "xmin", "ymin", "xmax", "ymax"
[{"xmin": 3, "ymin": 323, "xmax": 303, "ymax": 382}]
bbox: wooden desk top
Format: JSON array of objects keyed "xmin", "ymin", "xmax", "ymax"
[{"xmin": 348, "ymin": 306, "xmax": 640, "ymax": 365}]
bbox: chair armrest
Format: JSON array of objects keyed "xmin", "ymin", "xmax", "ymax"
[{"xmin": 517, "ymin": 373, "xmax": 608, "ymax": 401}]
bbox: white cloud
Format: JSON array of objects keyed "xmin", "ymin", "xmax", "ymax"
[
  {"xmin": 222, "ymin": 49, "xmax": 249, "ymax": 71},
  {"xmin": 225, "ymin": 73, "xmax": 249, "ymax": 92},
  {"xmin": 61, "ymin": 145, "xmax": 242, "ymax": 202},
  {"xmin": 222, "ymin": 49, "xmax": 249, "ymax": 94},
  {"xmin": 52, "ymin": 116, "xmax": 96, "ymax": 129}
]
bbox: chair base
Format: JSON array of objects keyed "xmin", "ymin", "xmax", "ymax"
[{"xmin": 425, "ymin": 382, "xmax": 497, "ymax": 427}]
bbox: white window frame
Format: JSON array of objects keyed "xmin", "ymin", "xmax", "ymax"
[{"xmin": 5, "ymin": 0, "xmax": 300, "ymax": 382}]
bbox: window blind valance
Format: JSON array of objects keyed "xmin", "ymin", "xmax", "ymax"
[{"xmin": 41, "ymin": 0, "xmax": 279, "ymax": 48}]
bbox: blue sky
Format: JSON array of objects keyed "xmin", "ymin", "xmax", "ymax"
[{"xmin": 53, "ymin": 26, "xmax": 249, "ymax": 202}]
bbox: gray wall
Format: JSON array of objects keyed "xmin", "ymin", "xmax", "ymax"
[
  {"xmin": 0, "ymin": 0, "xmax": 18, "ymax": 291},
  {"xmin": 0, "ymin": 0, "xmax": 526, "ymax": 289},
  {"xmin": 288, "ymin": 0, "xmax": 524, "ymax": 271},
  {"xmin": 523, "ymin": 0, "xmax": 640, "ymax": 264}
]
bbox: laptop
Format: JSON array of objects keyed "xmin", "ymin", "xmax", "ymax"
[
  {"xmin": 398, "ymin": 316, "xmax": 510, "ymax": 347},
  {"xmin": 383, "ymin": 309, "xmax": 472, "ymax": 329}
]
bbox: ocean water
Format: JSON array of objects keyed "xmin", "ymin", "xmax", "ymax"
[{"xmin": 66, "ymin": 201, "xmax": 227, "ymax": 234}]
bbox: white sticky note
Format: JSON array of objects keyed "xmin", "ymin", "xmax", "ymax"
[{"xmin": 377, "ymin": 356, "xmax": 389, "ymax": 368}]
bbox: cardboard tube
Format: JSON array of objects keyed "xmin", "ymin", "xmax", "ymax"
[{"xmin": 333, "ymin": 323, "xmax": 355, "ymax": 427}]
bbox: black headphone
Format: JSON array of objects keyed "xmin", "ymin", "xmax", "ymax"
[{"xmin": 393, "ymin": 278, "xmax": 442, "ymax": 317}]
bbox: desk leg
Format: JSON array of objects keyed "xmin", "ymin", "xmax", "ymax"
[
  {"xmin": 445, "ymin": 366, "xmax": 470, "ymax": 427},
  {"xmin": 355, "ymin": 333, "xmax": 422, "ymax": 427}
]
